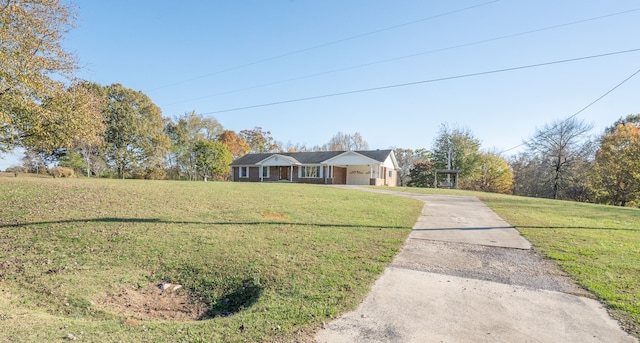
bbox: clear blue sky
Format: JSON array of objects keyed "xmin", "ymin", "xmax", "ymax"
[{"xmin": 2, "ymin": 0, "xmax": 639, "ymax": 169}]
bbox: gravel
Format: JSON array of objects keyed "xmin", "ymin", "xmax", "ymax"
[{"xmin": 391, "ymin": 237, "xmax": 590, "ymax": 297}]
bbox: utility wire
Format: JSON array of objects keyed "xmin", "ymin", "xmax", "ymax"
[
  {"xmin": 199, "ymin": 48, "xmax": 640, "ymax": 116},
  {"xmin": 164, "ymin": 7, "xmax": 640, "ymax": 106},
  {"xmin": 499, "ymin": 67, "xmax": 640, "ymax": 154},
  {"xmin": 148, "ymin": 0, "xmax": 500, "ymax": 92}
]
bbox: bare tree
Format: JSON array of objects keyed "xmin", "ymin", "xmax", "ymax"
[
  {"xmin": 328, "ymin": 132, "xmax": 369, "ymax": 151},
  {"xmin": 394, "ymin": 148, "xmax": 431, "ymax": 186},
  {"xmin": 525, "ymin": 117, "xmax": 594, "ymax": 199}
]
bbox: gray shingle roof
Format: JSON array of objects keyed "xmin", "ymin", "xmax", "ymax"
[
  {"xmin": 229, "ymin": 153, "xmax": 274, "ymax": 166},
  {"xmin": 230, "ymin": 150, "xmax": 393, "ymax": 166},
  {"xmin": 357, "ymin": 149, "xmax": 394, "ymax": 162}
]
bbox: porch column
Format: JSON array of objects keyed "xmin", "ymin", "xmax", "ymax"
[
  {"xmin": 324, "ymin": 164, "xmax": 328, "ymax": 184},
  {"xmin": 290, "ymin": 165, "xmax": 293, "ymax": 182},
  {"xmin": 330, "ymin": 165, "xmax": 334, "ymax": 184}
]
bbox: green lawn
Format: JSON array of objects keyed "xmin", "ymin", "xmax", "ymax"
[
  {"xmin": 391, "ymin": 186, "xmax": 640, "ymax": 337},
  {"xmin": 3, "ymin": 179, "xmax": 639, "ymax": 341},
  {"xmin": 0, "ymin": 178, "xmax": 423, "ymax": 342}
]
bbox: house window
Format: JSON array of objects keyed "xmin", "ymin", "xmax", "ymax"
[
  {"xmin": 261, "ymin": 166, "xmax": 270, "ymax": 178},
  {"xmin": 388, "ymin": 170, "xmax": 393, "ymax": 178},
  {"xmin": 300, "ymin": 166, "xmax": 321, "ymax": 178},
  {"xmin": 239, "ymin": 167, "xmax": 249, "ymax": 178}
]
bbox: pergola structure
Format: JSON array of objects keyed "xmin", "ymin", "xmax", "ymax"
[{"xmin": 434, "ymin": 169, "xmax": 460, "ymax": 189}]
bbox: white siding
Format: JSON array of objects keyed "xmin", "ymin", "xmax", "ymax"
[
  {"xmin": 260, "ymin": 154, "xmax": 297, "ymax": 166},
  {"xmin": 382, "ymin": 155, "xmax": 396, "ymax": 169},
  {"xmin": 327, "ymin": 153, "xmax": 376, "ymax": 166},
  {"xmin": 346, "ymin": 166, "xmax": 371, "ymax": 185}
]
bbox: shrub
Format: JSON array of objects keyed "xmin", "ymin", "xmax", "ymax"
[
  {"xmin": 49, "ymin": 167, "xmax": 76, "ymax": 178},
  {"xmin": 145, "ymin": 166, "xmax": 167, "ymax": 180}
]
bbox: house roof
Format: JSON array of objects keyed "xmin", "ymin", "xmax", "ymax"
[
  {"xmin": 229, "ymin": 153, "xmax": 274, "ymax": 166},
  {"xmin": 356, "ymin": 150, "xmax": 396, "ymax": 162},
  {"xmin": 230, "ymin": 149, "xmax": 394, "ymax": 166}
]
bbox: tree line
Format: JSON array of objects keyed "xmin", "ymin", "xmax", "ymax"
[
  {"xmin": 394, "ymin": 123, "xmax": 513, "ymax": 194},
  {"xmin": 512, "ymin": 115, "xmax": 640, "ymax": 207},
  {"xmin": 2, "ymin": 0, "xmax": 639, "ymax": 206},
  {"xmin": 8, "ymin": 80, "xmax": 367, "ymax": 181},
  {"xmin": 398, "ymin": 115, "xmax": 640, "ymax": 207}
]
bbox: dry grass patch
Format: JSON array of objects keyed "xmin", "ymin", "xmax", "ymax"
[{"xmin": 261, "ymin": 212, "xmax": 287, "ymax": 219}]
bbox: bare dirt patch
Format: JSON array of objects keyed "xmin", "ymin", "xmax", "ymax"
[
  {"xmin": 95, "ymin": 283, "xmax": 210, "ymax": 321},
  {"xmin": 261, "ymin": 212, "xmax": 287, "ymax": 219}
]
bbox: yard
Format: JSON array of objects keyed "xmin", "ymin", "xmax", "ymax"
[
  {"xmin": 2, "ymin": 178, "xmax": 638, "ymax": 341},
  {"xmin": 0, "ymin": 178, "xmax": 422, "ymax": 342}
]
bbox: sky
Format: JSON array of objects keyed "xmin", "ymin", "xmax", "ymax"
[{"xmin": 2, "ymin": 0, "xmax": 639, "ymax": 170}]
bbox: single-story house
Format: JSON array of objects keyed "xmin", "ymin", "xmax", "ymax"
[{"xmin": 230, "ymin": 149, "xmax": 398, "ymax": 186}]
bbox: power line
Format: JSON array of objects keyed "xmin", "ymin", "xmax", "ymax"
[
  {"xmin": 163, "ymin": 7, "xmax": 640, "ymax": 107},
  {"xmin": 499, "ymin": 67, "xmax": 640, "ymax": 154},
  {"xmin": 199, "ymin": 48, "xmax": 640, "ymax": 116},
  {"xmin": 148, "ymin": 0, "xmax": 500, "ymax": 92}
]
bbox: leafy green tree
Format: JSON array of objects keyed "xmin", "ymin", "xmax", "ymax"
[
  {"xmin": 58, "ymin": 151, "xmax": 85, "ymax": 175},
  {"xmin": 193, "ymin": 140, "xmax": 232, "ymax": 181},
  {"xmin": 590, "ymin": 122, "xmax": 640, "ymax": 206},
  {"xmin": 21, "ymin": 85, "xmax": 105, "ymax": 154},
  {"xmin": 101, "ymin": 84, "xmax": 169, "ymax": 179},
  {"xmin": 432, "ymin": 123, "xmax": 481, "ymax": 187},
  {"xmin": 166, "ymin": 111, "xmax": 224, "ymax": 180},
  {"xmin": 1, "ymin": 0, "xmax": 78, "ymax": 153},
  {"xmin": 408, "ymin": 160, "xmax": 435, "ymax": 188}
]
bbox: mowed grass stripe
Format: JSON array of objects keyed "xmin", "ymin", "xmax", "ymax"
[{"xmin": 0, "ymin": 178, "xmax": 422, "ymax": 342}]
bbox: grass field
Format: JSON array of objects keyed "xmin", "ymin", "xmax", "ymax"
[
  {"xmin": 2, "ymin": 178, "xmax": 639, "ymax": 341},
  {"xmin": 391, "ymin": 186, "xmax": 640, "ymax": 337},
  {"xmin": 0, "ymin": 178, "xmax": 423, "ymax": 342}
]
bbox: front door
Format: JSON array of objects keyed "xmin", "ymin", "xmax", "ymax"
[{"xmin": 279, "ymin": 167, "xmax": 290, "ymax": 181}]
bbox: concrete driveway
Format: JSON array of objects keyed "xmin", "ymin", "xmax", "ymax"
[{"xmin": 316, "ymin": 188, "xmax": 636, "ymax": 343}]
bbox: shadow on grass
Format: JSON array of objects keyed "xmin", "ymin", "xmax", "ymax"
[
  {"xmin": 0, "ymin": 217, "xmax": 408, "ymax": 230},
  {"xmin": 516, "ymin": 225, "xmax": 640, "ymax": 232},
  {"xmin": 414, "ymin": 226, "xmax": 514, "ymax": 231},
  {"xmin": 412, "ymin": 225, "xmax": 639, "ymax": 232},
  {"xmin": 202, "ymin": 278, "xmax": 264, "ymax": 319}
]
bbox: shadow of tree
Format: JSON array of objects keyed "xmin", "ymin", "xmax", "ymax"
[
  {"xmin": 413, "ymin": 225, "xmax": 639, "ymax": 232},
  {"xmin": 516, "ymin": 225, "xmax": 640, "ymax": 232},
  {"xmin": 0, "ymin": 217, "xmax": 408, "ymax": 230},
  {"xmin": 200, "ymin": 278, "xmax": 263, "ymax": 319}
]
